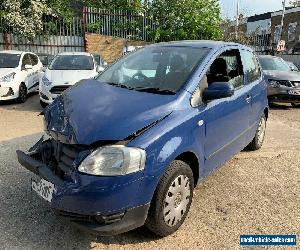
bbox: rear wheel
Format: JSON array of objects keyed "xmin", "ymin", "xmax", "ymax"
[
  {"xmin": 247, "ymin": 114, "xmax": 266, "ymax": 151},
  {"xmin": 291, "ymin": 103, "xmax": 300, "ymax": 108},
  {"xmin": 18, "ymin": 83, "xmax": 27, "ymax": 103},
  {"xmin": 145, "ymin": 160, "xmax": 194, "ymax": 237}
]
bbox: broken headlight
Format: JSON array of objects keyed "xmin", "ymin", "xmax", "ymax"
[{"xmin": 78, "ymin": 145, "xmax": 146, "ymax": 176}]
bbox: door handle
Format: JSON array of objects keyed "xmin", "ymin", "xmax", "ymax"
[{"xmin": 245, "ymin": 95, "xmax": 252, "ymax": 103}]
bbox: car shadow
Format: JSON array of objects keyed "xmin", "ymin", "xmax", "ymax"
[
  {"xmin": 0, "ymin": 133, "xmax": 158, "ymax": 249},
  {"xmin": 268, "ymin": 102, "xmax": 292, "ymax": 110},
  {"xmin": 0, "ymin": 93, "xmax": 43, "ymax": 113}
]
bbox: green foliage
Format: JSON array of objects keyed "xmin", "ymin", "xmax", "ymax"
[
  {"xmin": 83, "ymin": 0, "xmax": 144, "ymax": 11},
  {"xmin": 151, "ymin": 0, "xmax": 222, "ymax": 42}
]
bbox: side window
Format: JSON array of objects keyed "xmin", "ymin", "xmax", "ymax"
[
  {"xmin": 30, "ymin": 54, "xmax": 38, "ymax": 66},
  {"xmin": 207, "ymin": 49, "xmax": 244, "ymax": 89},
  {"xmin": 22, "ymin": 54, "xmax": 32, "ymax": 67},
  {"xmin": 241, "ymin": 50, "xmax": 261, "ymax": 83}
]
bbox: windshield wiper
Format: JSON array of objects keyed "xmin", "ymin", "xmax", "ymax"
[
  {"xmin": 104, "ymin": 82, "xmax": 134, "ymax": 90},
  {"xmin": 134, "ymin": 87, "xmax": 176, "ymax": 95}
]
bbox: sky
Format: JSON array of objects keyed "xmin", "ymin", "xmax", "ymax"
[{"xmin": 220, "ymin": 0, "xmax": 285, "ymax": 20}]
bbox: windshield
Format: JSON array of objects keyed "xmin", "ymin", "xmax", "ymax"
[
  {"xmin": 259, "ymin": 57, "xmax": 291, "ymax": 71},
  {"xmin": 0, "ymin": 53, "xmax": 21, "ymax": 68},
  {"xmin": 49, "ymin": 55, "xmax": 94, "ymax": 70},
  {"xmin": 96, "ymin": 46, "xmax": 210, "ymax": 93}
]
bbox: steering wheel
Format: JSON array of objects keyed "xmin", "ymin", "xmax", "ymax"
[{"xmin": 132, "ymin": 72, "xmax": 150, "ymax": 84}]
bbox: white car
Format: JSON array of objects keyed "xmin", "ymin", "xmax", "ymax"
[
  {"xmin": 0, "ymin": 50, "xmax": 42, "ymax": 103},
  {"xmin": 39, "ymin": 52, "xmax": 104, "ymax": 107}
]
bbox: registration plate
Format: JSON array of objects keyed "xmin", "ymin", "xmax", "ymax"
[
  {"xmin": 288, "ymin": 90, "xmax": 300, "ymax": 95},
  {"xmin": 31, "ymin": 178, "xmax": 55, "ymax": 202}
]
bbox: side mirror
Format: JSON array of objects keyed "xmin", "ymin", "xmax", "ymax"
[
  {"xmin": 24, "ymin": 64, "xmax": 33, "ymax": 70},
  {"xmin": 42, "ymin": 67, "xmax": 46, "ymax": 72},
  {"xmin": 290, "ymin": 66, "xmax": 296, "ymax": 71},
  {"xmin": 103, "ymin": 61, "xmax": 108, "ymax": 67},
  {"xmin": 97, "ymin": 65, "xmax": 105, "ymax": 72},
  {"xmin": 203, "ymin": 82, "xmax": 234, "ymax": 101}
]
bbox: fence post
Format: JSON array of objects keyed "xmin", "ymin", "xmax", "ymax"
[
  {"xmin": 3, "ymin": 32, "xmax": 10, "ymax": 50},
  {"xmin": 82, "ymin": 6, "xmax": 87, "ymax": 52}
]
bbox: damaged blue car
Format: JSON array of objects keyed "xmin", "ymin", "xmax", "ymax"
[{"xmin": 17, "ymin": 41, "xmax": 268, "ymax": 237}]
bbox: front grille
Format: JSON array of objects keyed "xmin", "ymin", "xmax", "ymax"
[
  {"xmin": 50, "ymin": 85, "xmax": 71, "ymax": 94},
  {"xmin": 278, "ymin": 80, "xmax": 293, "ymax": 87},
  {"xmin": 40, "ymin": 140, "xmax": 85, "ymax": 181},
  {"xmin": 291, "ymin": 81, "xmax": 300, "ymax": 88}
]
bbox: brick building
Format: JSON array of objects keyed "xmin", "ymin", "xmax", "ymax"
[{"xmin": 271, "ymin": 7, "xmax": 300, "ymax": 52}]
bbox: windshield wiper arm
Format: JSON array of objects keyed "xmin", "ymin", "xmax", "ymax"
[
  {"xmin": 104, "ymin": 82, "xmax": 134, "ymax": 90},
  {"xmin": 134, "ymin": 87, "xmax": 176, "ymax": 95}
]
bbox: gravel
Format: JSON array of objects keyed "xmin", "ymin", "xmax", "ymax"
[{"xmin": 0, "ymin": 95, "xmax": 299, "ymax": 250}]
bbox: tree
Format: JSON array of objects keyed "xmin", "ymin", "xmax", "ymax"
[
  {"xmin": 150, "ymin": 0, "xmax": 222, "ymax": 42},
  {"xmin": 83, "ymin": 0, "xmax": 144, "ymax": 11},
  {"xmin": 0, "ymin": 0, "xmax": 77, "ymax": 39},
  {"xmin": 1, "ymin": 0, "xmax": 52, "ymax": 38}
]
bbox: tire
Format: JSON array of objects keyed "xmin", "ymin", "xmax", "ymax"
[
  {"xmin": 246, "ymin": 114, "xmax": 266, "ymax": 151},
  {"xmin": 18, "ymin": 83, "xmax": 27, "ymax": 103},
  {"xmin": 145, "ymin": 160, "xmax": 194, "ymax": 237},
  {"xmin": 40, "ymin": 100, "xmax": 48, "ymax": 108},
  {"xmin": 291, "ymin": 103, "xmax": 300, "ymax": 108}
]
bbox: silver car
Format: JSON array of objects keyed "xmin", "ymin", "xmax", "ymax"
[{"xmin": 259, "ymin": 55, "xmax": 300, "ymax": 107}]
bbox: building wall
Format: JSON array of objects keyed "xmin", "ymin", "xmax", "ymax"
[
  {"xmin": 247, "ymin": 19, "xmax": 271, "ymax": 35},
  {"xmin": 85, "ymin": 33, "xmax": 149, "ymax": 63},
  {"xmin": 271, "ymin": 7, "xmax": 300, "ymax": 51}
]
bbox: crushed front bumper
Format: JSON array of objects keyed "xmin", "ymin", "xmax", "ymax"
[{"xmin": 16, "ymin": 149, "xmax": 150, "ymax": 235}]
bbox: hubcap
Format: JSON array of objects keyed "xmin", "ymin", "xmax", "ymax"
[
  {"xmin": 257, "ymin": 117, "xmax": 266, "ymax": 145},
  {"xmin": 163, "ymin": 175, "xmax": 191, "ymax": 227}
]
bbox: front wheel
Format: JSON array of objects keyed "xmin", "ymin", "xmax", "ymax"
[
  {"xmin": 40, "ymin": 100, "xmax": 48, "ymax": 108},
  {"xmin": 18, "ymin": 83, "xmax": 27, "ymax": 103},
  {"xmin": 291, "ymin": 103, "xmax": 300, "ymax": 108},
  {"xmin": 145, "ymin": 160, "xmax": 194, "ymax": 237},
  {"xmin": 247, "ymin": 114, "xmax": 266, "ymax": 151}
]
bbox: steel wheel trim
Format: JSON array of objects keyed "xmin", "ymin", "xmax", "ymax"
[
  {"xmin": 163, "ymin": 175, "xmax": 191, "ymax": 227},
  {"xmin": 257, "ymin": 117, "xmax": 266, "ymax": 145}
]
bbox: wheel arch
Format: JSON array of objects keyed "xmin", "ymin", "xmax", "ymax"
[{"xmin": 175, "ymin": 151, "xmax": 200, "ymax": 187}]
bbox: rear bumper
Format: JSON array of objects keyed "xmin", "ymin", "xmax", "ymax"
[{"xmin": 16, "ymin": 149, "xmax": 150, "ymax": 235}]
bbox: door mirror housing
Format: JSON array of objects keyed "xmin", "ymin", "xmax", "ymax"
[
  {"xmin": 23, "ymin": 64, "xmax": 33, "ymax": 70},
  {"xmin": 42, "ymin": 67, "xmax": 46, "ymax": 72},
  {"xmin": 203, "ymin": 82, "xmax": 234, "ymax": 101}
]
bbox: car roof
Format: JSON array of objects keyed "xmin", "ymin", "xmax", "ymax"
[
  {"xmin": 149, "ymin": 40, "xmax": 245, "ymax": 49},
  {"xmin": 57, "ymin": 52, "xmax": 92, "ymax": 56}
]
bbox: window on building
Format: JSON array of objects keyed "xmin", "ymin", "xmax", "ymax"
[
  {"xmin": 274, "ymin": 25, "xmax": 282, "ymax": 43},
  {"xmin": 288, "ymin": 22, "xmax": 297, "ymax": 41}
]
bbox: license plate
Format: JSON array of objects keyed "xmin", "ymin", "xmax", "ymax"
[
  {"xmin": 288, "ymin": 90, "xmax": 300, "ymax": 95},
  {"xmin": 31, "ymin": 178, "xmax": 55, "ymax": 202}
]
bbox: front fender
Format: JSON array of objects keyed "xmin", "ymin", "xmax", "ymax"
[{"xmin": 127, "ymin": 109, "xmax": 205, "ymax": 205}]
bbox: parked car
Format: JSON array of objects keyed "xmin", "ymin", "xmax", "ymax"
[
  {"xmin": 285, "ymin": 61, "xmax": 299, "ymax": 72},
  {"xmin": 39, "ymin": 52, "xmax": 104, "ymax": 107},
  {"xmin": 0, "ymin": 50, "xmax": 43, "ymax": 103},
  {"xmin": 259, "ymin": 55, "xmax": 300, "ymax": 107},
  {"xmin": 17, "ymin": 41, "xmax": 268, "ymax": 237}
]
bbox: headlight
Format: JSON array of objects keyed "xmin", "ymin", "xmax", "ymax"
[
  {"xmin": 268, "ymin": 80, "xmax": 280, "ymax": 88},
  {"xmin": 78, "ymin": 145, "xmax": 146, "ymax": 176},
  {"xmin": 0, "ymin": 72, "xmax": 16, "ymax": 82},
  {"xmin": 42, "ymin": 76, "xmax": 52, "ymax": 86}
]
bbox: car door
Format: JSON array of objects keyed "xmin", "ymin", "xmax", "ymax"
[
  {"xmin": 240, "ymin": 50, "xmax": 266, "ymax": 134},
  {"xmin": 21, "ymin": 53, "xmax": 34, "ymax": 89},
  {"xmin": 28, "ymin": 53, "xmax": 41, "ymax": 91},
  {"xmin": 198, "ymin": 48, "xmax": 252, "ymax": 176}
]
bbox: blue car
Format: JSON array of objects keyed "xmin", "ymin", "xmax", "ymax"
[{"xmin": 17, "ymin": 41, "xmax": 268, "ymax": 237}]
